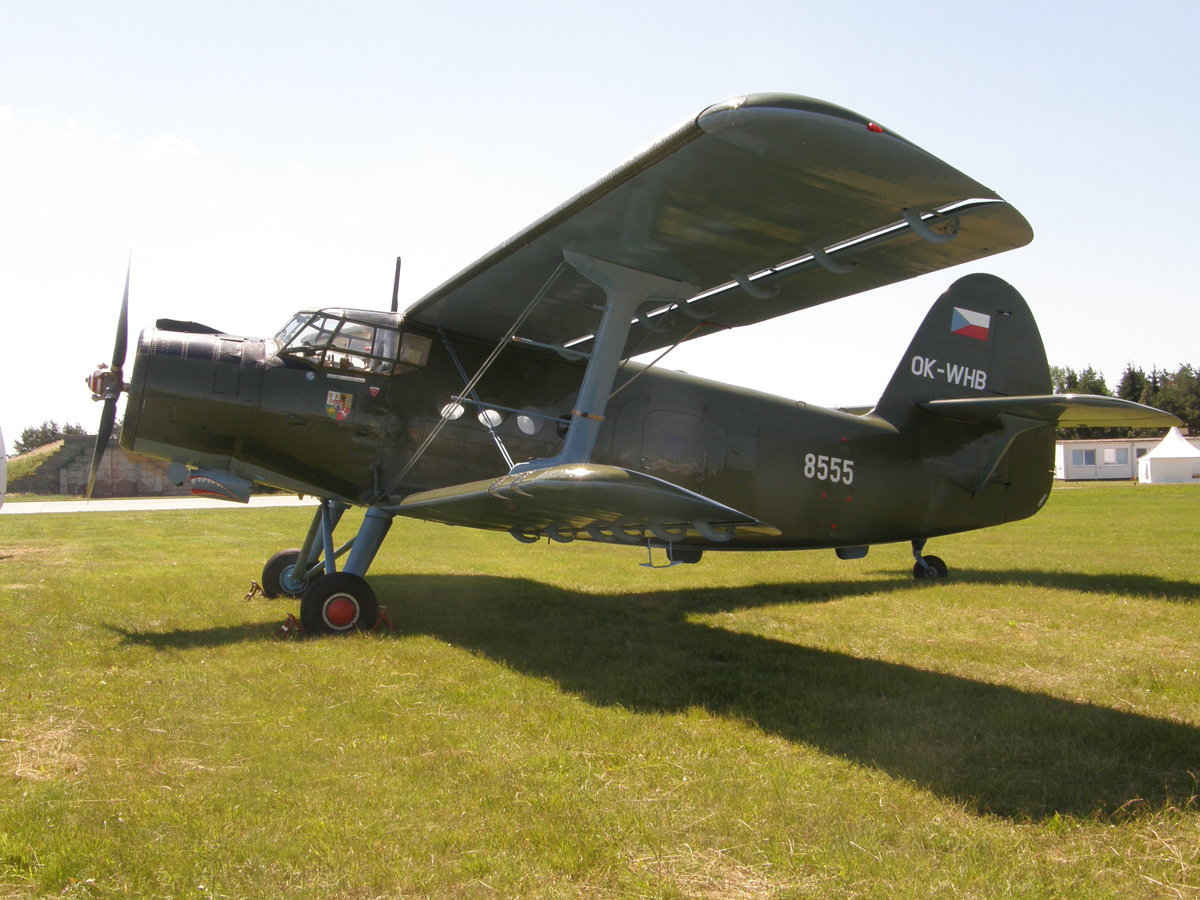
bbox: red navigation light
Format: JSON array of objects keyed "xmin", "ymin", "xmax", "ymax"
[{"xmin": 867, "ymin": 122, "xmax": 884, "ymax": 133}]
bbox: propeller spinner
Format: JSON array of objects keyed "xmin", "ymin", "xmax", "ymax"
[{"xmin": 85, "ymin": 262, "xmax": 130, "ymax": 498}]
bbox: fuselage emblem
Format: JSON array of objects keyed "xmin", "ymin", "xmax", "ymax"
[{"xmin": 326, "ymin": 391, "xmax": 353, "ymax": 421}]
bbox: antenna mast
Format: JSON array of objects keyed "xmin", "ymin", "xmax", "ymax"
[{"xmin": 390, "ymin": 256, "xmax": 402, "ymax": 313}]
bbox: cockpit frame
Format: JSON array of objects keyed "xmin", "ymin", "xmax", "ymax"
[{"xmin": 275, "ymin": 308, "xmax": 432, "ymax": 376}]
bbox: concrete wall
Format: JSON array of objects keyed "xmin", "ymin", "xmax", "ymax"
[{"xmin": 11, "ymin": 435, "xmax": 190, "ymax": 497}]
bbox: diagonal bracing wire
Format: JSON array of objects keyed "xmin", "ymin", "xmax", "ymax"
[
  {"xmin": 608, "ymin": 320, "xmax": 711, "ymax": 402},
  {"xmin": 438, "ymin": 326, "xmax": 514, "ymax": 470},
  {"xmin": 383, "ymin": 260, "xmax": 568, "ymax": 497}
]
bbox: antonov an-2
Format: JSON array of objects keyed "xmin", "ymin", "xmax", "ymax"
[{"xmin": 85, "ymin": 94, "xmax": 1179, "ymax": 634}]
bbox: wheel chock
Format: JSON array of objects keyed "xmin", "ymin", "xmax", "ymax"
[
  {"xmin": 244, "ymin": 580, "xmax": 265, "ymax": 601},
  {"xmin": 370, "ymin": 606, "xmax": 395, "ymax": 633},
  {"xmin": 276, "ymin": 612, "xmax": 306, "ymax": 639}
]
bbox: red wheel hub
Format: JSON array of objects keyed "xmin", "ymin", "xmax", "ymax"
[{"xmin": 325, "ymin": 595, "xmax": 358, "ymax": 628}]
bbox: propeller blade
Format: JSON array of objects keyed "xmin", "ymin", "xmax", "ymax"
[
  {"xmin": 87, "ymin": 260, "xmax": 131, "ymax": 499},
  {"xmin": 112, "ymin": 259, "xmax": 130, "ymax": 371},
  {"xmin": 86, "ymin": 397, "xmax": 118, "ymax": 499}
]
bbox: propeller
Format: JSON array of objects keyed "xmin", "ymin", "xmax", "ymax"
[{"xmin": 85, "ymin": 261, "xmax": 130, "ymax": 498}]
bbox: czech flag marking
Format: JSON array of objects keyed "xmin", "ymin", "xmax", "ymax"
[{"xmin": 951, "ymin": 307, "xmax": 990, "ymax": 341}]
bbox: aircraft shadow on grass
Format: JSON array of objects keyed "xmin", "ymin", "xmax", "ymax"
[
  {"xmin": 115, "ymin": 571, "xmax": 1200, "ymax": 821},
  {"xmin": 950, "ymin": 568, "xmax": 1200, "ymax": 602}
]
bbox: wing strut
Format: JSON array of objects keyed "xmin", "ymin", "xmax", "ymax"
[
  {"xmin": 383, "ymin": 260, "xmax": 568, "ymax": 497},
  {"xmin": 511, "ymin": 250, "xmax": 698, "ymax": 474}
]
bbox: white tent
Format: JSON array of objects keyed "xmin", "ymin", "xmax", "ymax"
[{"xmin": 1138, "ymin": 427, "xmax": 1200, "ymax": 483}]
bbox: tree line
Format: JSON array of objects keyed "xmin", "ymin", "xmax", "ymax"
[
  {"xmin": 1051, "ymin": 363, "xmax": 1199, "ymax": 438},
  {"xmin": 11, "ymin": 420, "xmax": 87, "ymax": 455}
]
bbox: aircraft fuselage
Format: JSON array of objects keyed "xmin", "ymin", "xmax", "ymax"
[{"xmin": 121, "ymin": 319, "xmax": 1053, "ymax": 552}]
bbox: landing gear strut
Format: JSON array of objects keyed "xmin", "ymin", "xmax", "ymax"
[
  {"xmin": 262, "ymin": 500, "xmax": 395, "ymax": 634},
  {"xmin": 911, "ymin": 539, "xmax": 948, "ymax": 580}
]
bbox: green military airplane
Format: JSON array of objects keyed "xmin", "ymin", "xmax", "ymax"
[{"xmin": 85, "ymin": 93, "xmax": 1179, "ymax": 634}]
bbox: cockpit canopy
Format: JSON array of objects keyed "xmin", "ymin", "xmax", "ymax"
[{"xmin": 274, "ymin": 309, "xmax": 432, "ymax": 376}]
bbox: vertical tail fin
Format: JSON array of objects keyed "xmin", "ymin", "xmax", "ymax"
[{"xmin": 874, "ymin": 273, "xmax": 1051, "ymax": 426}]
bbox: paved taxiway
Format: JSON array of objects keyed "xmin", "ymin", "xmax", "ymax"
[{"xmin": 0, "ymin": 495, "xmax": 320, "ymax": 515}]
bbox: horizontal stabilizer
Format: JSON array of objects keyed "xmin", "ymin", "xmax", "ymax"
[
  {"xmin": 922, "ymin": 394, "xmax": 1182, "ymax": 429},
  {"xmin": 393, "ymin": 464, "xmax": 780, "ymax": 544}
]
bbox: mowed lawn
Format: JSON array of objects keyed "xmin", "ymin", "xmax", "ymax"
[{"xmin": 1, "ymin": 484, "xmax": 1198, "ymax": 899}]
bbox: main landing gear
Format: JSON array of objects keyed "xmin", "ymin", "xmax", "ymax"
[
  {"xmin": 261, "ymin": 500, "xmax": 394, "ymax": 635},
  {"xmin": 911, "ymin": 538, "xmax": 949, "ymax": 580}
]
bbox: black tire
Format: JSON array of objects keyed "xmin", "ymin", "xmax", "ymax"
[
  {"xmin": 911, "ymin": 555, "xmax": 949, "ymax": 580},
  {"xmin": 300, "ymin": 572, "xmax": 378, "ymax": 635},
  {"xmin": 262, "ymin": 549, "xmax": 306, "ymax": 599}
]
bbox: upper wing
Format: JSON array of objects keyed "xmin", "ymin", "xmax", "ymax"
[
  {"xmin": 921, "ymin": 394, "xmax": 1183, "ymax": 429},
  {"xmin": 405, "ymin": 93, "xmax": 1033, "ymax": 359}
]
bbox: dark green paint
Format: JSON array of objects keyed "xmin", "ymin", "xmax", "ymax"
[
  {"xmin": 119, "ymin": 274, "xmax": 1163, "ymax": 554},
  {"xmin": 110, "ymin": 94, "xmax": 1180, "ymax": 566}
]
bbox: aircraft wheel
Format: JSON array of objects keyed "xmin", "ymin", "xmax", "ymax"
[
  {"xmin": 300, "ymin": 573, "xmax": 378, "ymax": 635},
  {"xmin": 912, "ymin": 555, "xmax": 949, "ymax": 580},
  {"xmin": 262, "ymin": 549, "xmax": 307, "ymax": 599}
]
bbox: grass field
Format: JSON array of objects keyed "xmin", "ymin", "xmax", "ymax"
[{"xmin": 1, "ymin": 483, "xmax": 1198, "ymax": 898}]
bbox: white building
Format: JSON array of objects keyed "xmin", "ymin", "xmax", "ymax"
[{"xmin": 1055, "ymin": 434, "xmax": 1199, "ymax": 481}]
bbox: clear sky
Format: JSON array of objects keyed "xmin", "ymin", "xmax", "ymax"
[{"xmin": 1, "ymin": 1, "xmax": 1197, "ymax": 446}]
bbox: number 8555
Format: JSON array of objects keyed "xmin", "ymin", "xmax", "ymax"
[{"xmin": 804, "ymin": 453, "xmax": 854, "ymax": 484}]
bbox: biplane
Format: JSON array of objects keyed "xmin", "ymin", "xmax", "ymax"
[{"xmin": 84, "ymin": 93, "xmax": 1179, "ymax": 633}]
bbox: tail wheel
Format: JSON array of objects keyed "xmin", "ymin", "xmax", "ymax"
[
  {"xmin": 300, "ymin": 573, "xmax": 378, "ymax": 635},
  {"xmin": 262, "ymin": 549, "xmax": 307, "ymax": 599},
  {"xmin": 912, "ymin": 555, "xmax": 949, "ymax": 580}
]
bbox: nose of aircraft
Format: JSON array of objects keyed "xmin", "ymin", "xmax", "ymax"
[
  {"xmin": 84, "ymin": 266, "xmax": 267, "ymax": 495},
  {"xmin": 120, "ymin": 326, "xmax": 266, "ymax": 466}
]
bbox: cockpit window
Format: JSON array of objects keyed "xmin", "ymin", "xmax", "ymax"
[
  {"xmin": 276, "ymin": 309, "xmax": 432, "ymax": 376},
  {"xmin": 275, "ymin": 312, "xmax": 315, "ymax": 347}
]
